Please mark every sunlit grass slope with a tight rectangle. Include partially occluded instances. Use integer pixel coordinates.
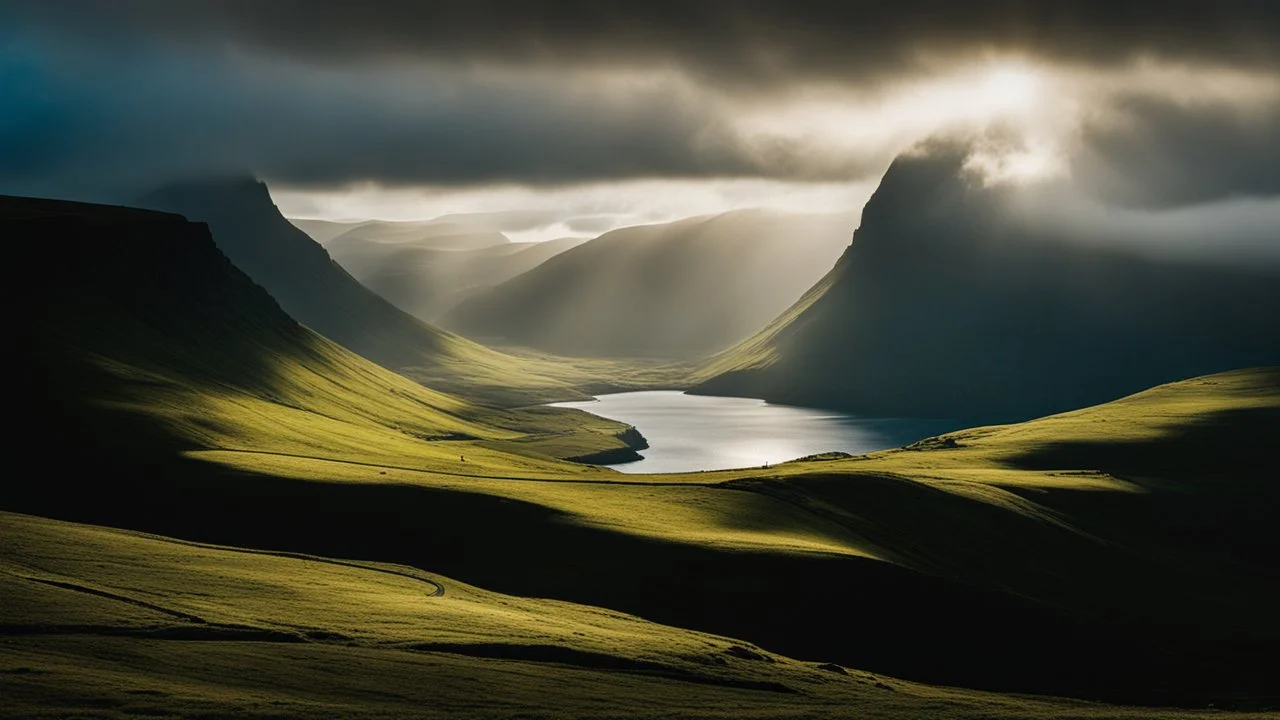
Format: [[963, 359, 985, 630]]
[[5, 511, 1267, 720], [11, 195, 641, 471], [50, 363, 1274, 708]]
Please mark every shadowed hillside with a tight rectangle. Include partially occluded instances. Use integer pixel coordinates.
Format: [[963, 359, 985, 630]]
[[11, 510, 1259, 720], [138, 178, 608, 405], [443, 209, 855, 358], [10, 194, 645, 470], [695, 146, 1280, 420]]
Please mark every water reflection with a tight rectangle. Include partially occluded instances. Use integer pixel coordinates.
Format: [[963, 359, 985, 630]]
[[550, 391, 961, 473]]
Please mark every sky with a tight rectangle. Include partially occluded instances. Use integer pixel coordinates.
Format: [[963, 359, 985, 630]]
[[2, 1, 1278, 243]]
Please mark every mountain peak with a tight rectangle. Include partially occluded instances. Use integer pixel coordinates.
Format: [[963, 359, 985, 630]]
[[140, 176, 276, 219]]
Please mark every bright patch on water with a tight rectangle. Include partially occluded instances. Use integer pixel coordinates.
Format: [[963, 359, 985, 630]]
[[550, 391, 960, 473]]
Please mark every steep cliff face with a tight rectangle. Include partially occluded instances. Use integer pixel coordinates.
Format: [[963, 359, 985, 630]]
[[696, 148, 1280, 420]]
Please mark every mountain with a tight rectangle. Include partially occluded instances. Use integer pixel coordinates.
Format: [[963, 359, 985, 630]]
[[324, 219, 510, 251], [137, 178, 600, 406], [441, 209, 856, 358], [11, 194, 643, 476], [292, 209, 562, 249], [325, 233, 586, 321], [694, 147, 1280, 420]]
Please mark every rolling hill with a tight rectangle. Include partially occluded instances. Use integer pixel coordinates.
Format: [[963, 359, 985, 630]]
[[694, 145, 1280, 421], [139, 178, 619, 406], [8, 194, 1278, 714], [442, 209, 856, 358], [9, 508, 1271, 720]]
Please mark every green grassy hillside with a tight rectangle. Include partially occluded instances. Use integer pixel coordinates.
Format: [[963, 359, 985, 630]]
[[443, 209, 855, 358], [163, 367, 1278, 708], [9, 511, 1260, 720], [8, 195, 1278, 715], [10, 194, 644, 470]]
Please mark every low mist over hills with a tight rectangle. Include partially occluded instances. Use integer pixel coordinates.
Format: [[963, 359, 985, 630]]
[[443, 209, 856, 358], [323, 219, 511, 252], [309, 219, 586, 321], [696, 145, 1280, 420]]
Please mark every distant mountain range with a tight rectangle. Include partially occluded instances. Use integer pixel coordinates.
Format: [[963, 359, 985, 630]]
[[305, 218, 511, 251], [309, 220, 586, 321], [694, 146, 1280, 421], [442, 209, 856, 358]]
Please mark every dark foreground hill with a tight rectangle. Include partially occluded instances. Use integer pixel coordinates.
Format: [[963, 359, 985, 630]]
[[139, 179, 606, 405], [443, 209, 854, 358], [694, 147, 1280, 421]]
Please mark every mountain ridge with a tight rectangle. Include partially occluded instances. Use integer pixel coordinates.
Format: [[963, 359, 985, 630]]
[[694, 145, 1280, 420], [137, 178, 613, 405]]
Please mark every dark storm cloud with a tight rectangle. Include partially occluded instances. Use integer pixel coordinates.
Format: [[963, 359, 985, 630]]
[[8, 1, 1280, 87], [1076, 96, 1280, 207], [1, 1, 1278, 205], [0, 42, 891, 200]]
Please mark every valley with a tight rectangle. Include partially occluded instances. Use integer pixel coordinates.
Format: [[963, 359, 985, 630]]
[[7, 192, 1278, 718]]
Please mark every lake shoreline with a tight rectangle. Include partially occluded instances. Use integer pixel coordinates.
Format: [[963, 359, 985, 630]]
[[550, 391, 960, 474]]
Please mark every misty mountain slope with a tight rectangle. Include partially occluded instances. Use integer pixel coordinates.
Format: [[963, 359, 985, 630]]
[[326, 234, 586, 321], [288, 218, 365, 244], [10, 194, 642, 473], [442, 209, 856, 358], [325, 218, 511, 252], [695, 147, 1280, 420], [137, 178, 601, 406]]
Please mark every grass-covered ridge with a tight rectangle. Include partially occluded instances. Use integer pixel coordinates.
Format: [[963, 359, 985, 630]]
[[9, 511, 1259, 720], [175, 367, 1278, 708]]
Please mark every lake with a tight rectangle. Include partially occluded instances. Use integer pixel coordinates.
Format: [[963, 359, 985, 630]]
[[549, 390, 960, 473]]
